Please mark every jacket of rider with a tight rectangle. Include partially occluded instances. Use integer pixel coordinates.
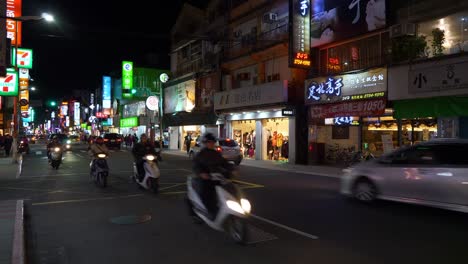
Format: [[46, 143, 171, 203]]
[[192, 148, 231, 177]]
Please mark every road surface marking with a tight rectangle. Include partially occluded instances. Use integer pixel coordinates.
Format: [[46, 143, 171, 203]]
[[75, 154, 83, 158], [35, 151, 42, 155], [158, 183, 186, 191], [251, 214, 319, 240], [161, 191, 187, 195], [232, 179, 264, 188], [31, 194, 144, 206]]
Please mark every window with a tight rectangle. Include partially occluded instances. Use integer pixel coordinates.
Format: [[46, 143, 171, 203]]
[[393, 146, 438, 165], [219, 140, 238, 147], [435, 144, 468, 165], [319, 34, 383, 75]]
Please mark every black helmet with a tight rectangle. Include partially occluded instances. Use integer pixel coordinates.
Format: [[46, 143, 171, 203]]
[[202, 133, 216, 143]]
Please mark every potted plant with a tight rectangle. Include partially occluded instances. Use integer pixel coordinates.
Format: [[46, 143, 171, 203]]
[[431, 28, 445, 56]]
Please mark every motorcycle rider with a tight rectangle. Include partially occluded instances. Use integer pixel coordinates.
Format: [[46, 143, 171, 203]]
[[46, 136, 62, 162], [88, 136, 110, 172], [192, 133, 233, 219], [132, 134, 158, 182]]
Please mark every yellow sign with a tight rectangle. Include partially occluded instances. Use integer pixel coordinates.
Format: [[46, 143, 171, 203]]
[[20, 89, 29, 112]]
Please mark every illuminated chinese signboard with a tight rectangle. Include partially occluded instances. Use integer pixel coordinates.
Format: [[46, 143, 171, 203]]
[[305, 67, 387, 105], [19, 89, 28, 112], [309, 98, 387, 119], [0, 68, 18, 96], [122, 61, 133, 98], [289, 0, 311, 68], [120, 116, 138, 128], [11, 48, 33, 69], [74, 102, 80, 126], [102, 76, 111, 109], [6, 0, 22, 46]]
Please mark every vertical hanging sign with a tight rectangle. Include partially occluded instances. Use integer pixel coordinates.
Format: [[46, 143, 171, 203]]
[[102, 76, 111, 108], [0, 0, 7, 76], [6, 0, 22, 46], [122, 61, 133, 98], [289, 0, 311, 68]]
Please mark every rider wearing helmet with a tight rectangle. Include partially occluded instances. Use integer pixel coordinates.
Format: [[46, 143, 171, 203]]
[[192, 133, 233, 219], [132, 134, 158, 181], [88, 136, 109, 157], [46, 136, 62, 161]]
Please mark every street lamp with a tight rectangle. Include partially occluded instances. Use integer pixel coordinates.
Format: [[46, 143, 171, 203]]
[[6, 13, 54, 138]]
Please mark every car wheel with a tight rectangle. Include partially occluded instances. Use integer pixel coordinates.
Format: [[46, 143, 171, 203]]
[[353, 178, 377, 202]]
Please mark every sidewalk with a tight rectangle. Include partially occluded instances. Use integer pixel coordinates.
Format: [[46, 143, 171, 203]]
[[163, 150, 343, 178], [0, 200, 25, 264], [0, 156, 22, 180]]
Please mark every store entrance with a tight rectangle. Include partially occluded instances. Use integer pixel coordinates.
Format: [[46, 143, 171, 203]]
[[232, 120, 256, 159]]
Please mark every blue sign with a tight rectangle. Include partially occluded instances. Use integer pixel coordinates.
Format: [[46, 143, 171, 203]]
[[307, 77, 343, 102], [300, 0, 309, 16], [334, 116, 359, 126], [103, 76, 111, 109]]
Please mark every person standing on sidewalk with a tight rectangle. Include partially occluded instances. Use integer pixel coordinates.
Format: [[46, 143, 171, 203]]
[[184, 133, 192, 154], [4, 134, 13, 157]]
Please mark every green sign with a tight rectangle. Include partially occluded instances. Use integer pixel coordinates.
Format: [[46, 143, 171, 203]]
[[120, 117, 138, 128], [0, 68, 18, 96], [122, 61, 133, 98], [81, 123, 87, 128], [11, 48, 33, 69]]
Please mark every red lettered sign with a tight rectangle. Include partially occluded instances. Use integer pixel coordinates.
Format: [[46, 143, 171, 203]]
[[309, 98, 386, 119]]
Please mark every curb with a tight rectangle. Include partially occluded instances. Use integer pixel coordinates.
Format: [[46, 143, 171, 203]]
[[11, 200, 25, 264], [163, 151, 342, 179]]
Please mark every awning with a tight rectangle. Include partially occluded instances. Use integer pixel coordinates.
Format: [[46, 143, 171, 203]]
[[163, 111, 217, 127], [393, 97, 468, 119]]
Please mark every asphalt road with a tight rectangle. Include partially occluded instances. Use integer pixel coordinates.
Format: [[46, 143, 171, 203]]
[[0, 142, 467, 264]]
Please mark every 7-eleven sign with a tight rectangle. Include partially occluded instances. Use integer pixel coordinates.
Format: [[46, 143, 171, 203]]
[[11, 48, 33, 69], [0, 68, 18, 96]]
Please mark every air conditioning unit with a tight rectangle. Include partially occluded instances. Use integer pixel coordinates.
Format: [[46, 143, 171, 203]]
[[390, 23, 416, 38], [263, 13, 278, 24]]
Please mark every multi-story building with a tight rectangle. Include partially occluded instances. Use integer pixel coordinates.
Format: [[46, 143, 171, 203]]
[[387, 0, 468, 148], [214, 0, 308, 164], [164, 1, 225, 151]]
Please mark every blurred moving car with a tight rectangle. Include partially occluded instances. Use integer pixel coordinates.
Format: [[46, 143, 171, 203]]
[[103, 133, 122, 149], [341, 138, 468, 213], [189, 138, 243, 165]]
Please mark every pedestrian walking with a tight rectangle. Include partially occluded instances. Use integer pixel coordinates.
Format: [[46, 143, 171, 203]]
[[4, 134, 13, 157], [184, 133, 192, 154]]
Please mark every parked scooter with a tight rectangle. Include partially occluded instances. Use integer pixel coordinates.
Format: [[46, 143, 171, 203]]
[[49, 147, 62, 169], [186, 170, 251, 244], [90, 153, 109, 188], [132, 153, 160, 193]]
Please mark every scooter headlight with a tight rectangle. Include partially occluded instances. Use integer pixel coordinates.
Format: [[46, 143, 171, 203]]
[[97, 154, 107, 158], [145, 155, 155, 161], [20, 141, 24, 144], [226, 200, 245, 215], [66, 144, 71, 149], [240, 199, 251, 214], [66, 140, 71, 144], [54, 147, 60, 152]]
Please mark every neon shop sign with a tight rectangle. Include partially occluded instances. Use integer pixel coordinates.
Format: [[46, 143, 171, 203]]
[[333, 116, 359, 126], [307, 77, 343, 102]]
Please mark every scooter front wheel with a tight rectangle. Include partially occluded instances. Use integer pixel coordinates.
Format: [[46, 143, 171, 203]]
[[228, 216, 247, 245], [98, 172, 107, 188], [148, 178, 159, 193]]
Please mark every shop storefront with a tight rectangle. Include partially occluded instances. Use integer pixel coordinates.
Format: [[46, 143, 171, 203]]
[[389, 54, 468, 142], [163, 77, 218, 151], [306, 67, 390, 164], [215, 81, 294, 162]]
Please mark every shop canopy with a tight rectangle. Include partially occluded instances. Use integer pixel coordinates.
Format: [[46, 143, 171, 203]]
[[394, 97, 468, 119], [163, 111, 217, 128]]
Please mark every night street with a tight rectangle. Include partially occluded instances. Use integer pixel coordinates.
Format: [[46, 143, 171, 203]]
[[0, 142, 465, 264]]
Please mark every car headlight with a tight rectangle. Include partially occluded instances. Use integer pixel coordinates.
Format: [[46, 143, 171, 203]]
[[97, 154, 107, 158], [240, 199, 251, 214], [54, 147, 60, 152], [146, 155, 155, 161], [67, 140, 71, 144], [226, 200, 245, 215]]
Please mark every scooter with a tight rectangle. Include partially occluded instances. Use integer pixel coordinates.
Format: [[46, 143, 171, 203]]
[[17, 140, 29, 154], [90, 153, 109, 188], [49, 147, 62, 169], [132, 153, 160, 193], [186, 171, 251, 244]]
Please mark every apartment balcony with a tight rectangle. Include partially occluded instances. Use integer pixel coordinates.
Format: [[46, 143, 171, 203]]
[[224, 24, 288, 61]]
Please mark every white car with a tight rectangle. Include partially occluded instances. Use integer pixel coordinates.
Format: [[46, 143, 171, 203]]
[[341, 138, 468, 213]]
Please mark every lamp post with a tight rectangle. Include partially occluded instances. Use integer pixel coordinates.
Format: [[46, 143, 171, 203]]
[[5, 13, 54, 138]]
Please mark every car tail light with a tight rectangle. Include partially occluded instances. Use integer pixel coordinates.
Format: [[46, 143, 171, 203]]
[[216, 147, 222, 152], [104, 139, 109, 142], [117, 139, 121, 142]]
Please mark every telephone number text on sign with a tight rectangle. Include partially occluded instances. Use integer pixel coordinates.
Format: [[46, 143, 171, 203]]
[[342, 92, 386, 101], [309, 98, 386, 119]]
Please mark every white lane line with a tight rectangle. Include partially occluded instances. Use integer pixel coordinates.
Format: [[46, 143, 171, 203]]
[[75, 154, 84, 158], [31, 194, 144, 206], [158, 183, 186, 191], [251, 214, 319, 240]]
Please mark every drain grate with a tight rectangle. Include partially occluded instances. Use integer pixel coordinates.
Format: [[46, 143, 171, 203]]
[[246, 224, 278, 244], [109, 215, 152, 225]]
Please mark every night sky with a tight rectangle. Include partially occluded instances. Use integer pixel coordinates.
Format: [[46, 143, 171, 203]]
[[22, 0, 207, 101]]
